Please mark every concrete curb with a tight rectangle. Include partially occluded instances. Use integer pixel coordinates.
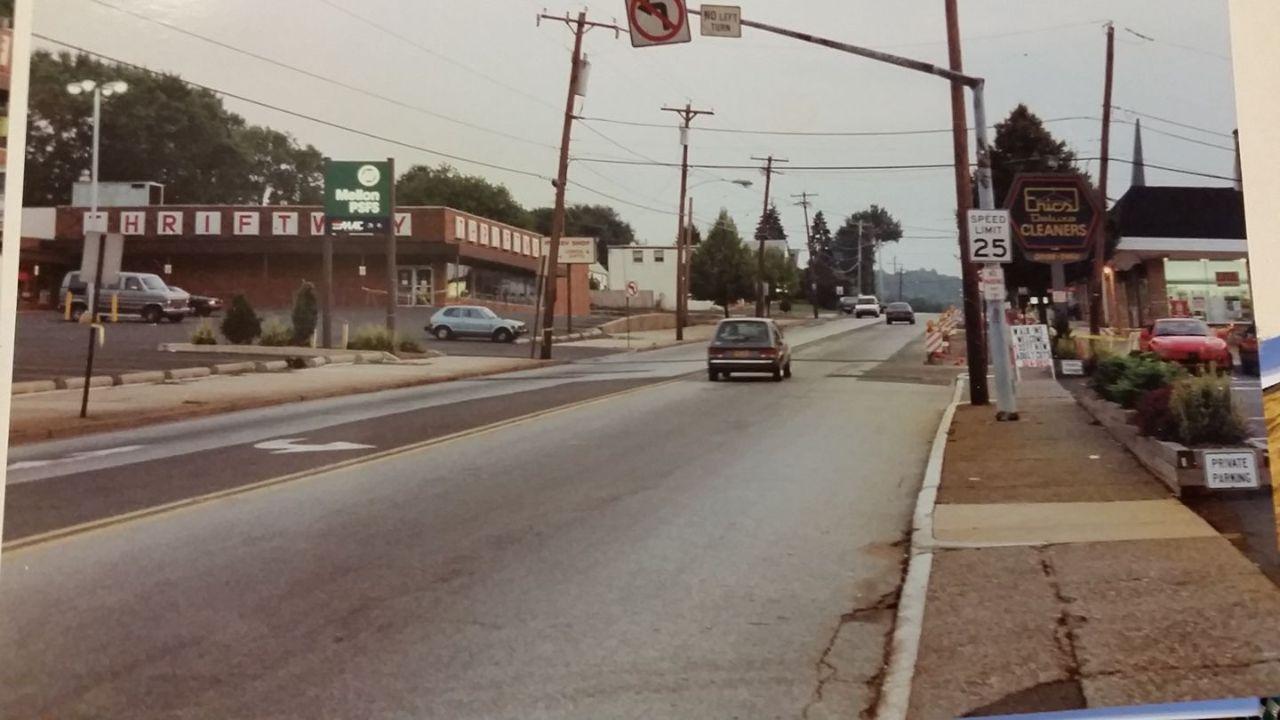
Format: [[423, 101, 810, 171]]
[[12, 380, 59, 395], [9, 358, 564, 446], [875, 374, 966, 720], [117, 371, 168, 386], [57, 376, 114, 390], [211, 362, 256, 375], [166, 367, 212, 381], [254, 360, 289, 372]]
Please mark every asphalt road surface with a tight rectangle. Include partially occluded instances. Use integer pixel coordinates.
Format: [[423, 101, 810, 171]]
[[1, 315, 959, 719]]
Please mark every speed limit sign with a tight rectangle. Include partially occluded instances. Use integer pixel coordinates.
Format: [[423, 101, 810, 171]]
[[967, 209, 1012, 263]]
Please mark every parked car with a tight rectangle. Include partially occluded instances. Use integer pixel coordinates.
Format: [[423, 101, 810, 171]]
[[167, 287, 224, 317], [58, 271, 191, 323], [426, 305, 527, 343], [1140, 317, 1232, 371], [838, 296, 857, 314], [884, 301, 916, 325], [852, 295, 881, 318], [706, 317, 792, 382]]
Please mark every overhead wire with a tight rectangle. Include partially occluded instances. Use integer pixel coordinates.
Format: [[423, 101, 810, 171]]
[[83, 0, 559, 152]]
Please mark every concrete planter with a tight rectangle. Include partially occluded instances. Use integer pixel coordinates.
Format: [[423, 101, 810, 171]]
[[1074, 389, 1271, 495]]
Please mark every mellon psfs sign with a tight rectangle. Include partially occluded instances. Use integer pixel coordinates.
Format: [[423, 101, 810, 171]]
[[1005, 174, 1101, 264], [324, 160, 392, 234]]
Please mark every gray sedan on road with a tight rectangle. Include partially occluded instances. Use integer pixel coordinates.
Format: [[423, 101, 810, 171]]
[[427, 305, 527, 343]]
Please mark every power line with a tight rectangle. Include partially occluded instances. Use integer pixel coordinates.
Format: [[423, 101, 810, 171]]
[[35, 35, 554, 182], [577, 114, 1096, 137], [82, 0, 558, 152], [315, 0, 560, 114], [1111, 105, 1234, 139], [1120, 26, 1231, 62]]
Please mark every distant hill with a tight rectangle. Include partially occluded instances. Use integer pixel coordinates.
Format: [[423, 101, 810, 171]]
[[878, 268, 963, 312]]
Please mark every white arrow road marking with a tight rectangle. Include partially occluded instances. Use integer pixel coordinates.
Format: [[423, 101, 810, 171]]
[[8, 445, 147, 471], [253, 438, 376, 455]]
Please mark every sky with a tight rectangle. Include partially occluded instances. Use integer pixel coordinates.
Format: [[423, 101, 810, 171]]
[[31, 0, 1240, 278]]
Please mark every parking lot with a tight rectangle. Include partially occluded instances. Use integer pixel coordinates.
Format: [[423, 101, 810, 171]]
[[12, 307, 622, 383]]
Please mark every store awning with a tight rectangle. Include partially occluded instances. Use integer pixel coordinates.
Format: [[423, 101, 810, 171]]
[[1111, 235, 1249, 271]]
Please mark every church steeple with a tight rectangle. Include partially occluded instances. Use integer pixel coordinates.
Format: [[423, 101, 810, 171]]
[[1130, 118, 1146, 187]]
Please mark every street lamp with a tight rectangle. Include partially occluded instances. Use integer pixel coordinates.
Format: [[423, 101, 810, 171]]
[[689, 177, 753, 191], [66, 78, 127, 419]]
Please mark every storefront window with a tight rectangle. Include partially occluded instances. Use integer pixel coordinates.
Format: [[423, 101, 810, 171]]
[[447, 263, 536, 304], [1164, 258, 1252, 324]]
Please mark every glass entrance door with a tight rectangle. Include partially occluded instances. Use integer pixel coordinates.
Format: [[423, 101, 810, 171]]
[[397, 267, 433, 307]]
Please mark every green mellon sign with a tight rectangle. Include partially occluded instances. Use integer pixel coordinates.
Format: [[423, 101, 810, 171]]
[[324, 160, 392, 234]]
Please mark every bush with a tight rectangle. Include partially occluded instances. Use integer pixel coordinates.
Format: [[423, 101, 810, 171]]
[[1134, 386, 1177, 438], [220, 294, 261, 345], [291, 281, 319, 346], [259, 318, 294, 347], [190, 321, 217, 345], [1092, 353, 1184, 409], [779, 298, 793, 313], [1054, 337, 1079, 359], [348, 324, 396, 352], [398, 338, 424, 354], [1170, 373, 1247, 446]]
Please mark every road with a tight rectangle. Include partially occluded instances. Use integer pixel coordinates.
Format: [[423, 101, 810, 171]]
[[0, 316, 959, 719]]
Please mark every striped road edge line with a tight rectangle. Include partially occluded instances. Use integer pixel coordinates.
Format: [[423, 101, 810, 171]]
[[1, 377, 685, 554]]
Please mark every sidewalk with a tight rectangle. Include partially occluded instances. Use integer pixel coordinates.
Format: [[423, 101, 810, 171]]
[[901, 379, 1280, 719], [9, 355, 547, 445]]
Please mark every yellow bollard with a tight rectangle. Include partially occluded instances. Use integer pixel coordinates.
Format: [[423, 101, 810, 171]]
[[64, 291, 73, 321], [111, 292, 119, 323], [341, 322, 349, 349]]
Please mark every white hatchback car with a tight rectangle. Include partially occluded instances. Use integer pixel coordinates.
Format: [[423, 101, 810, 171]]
[[852, 295, 881, 318]]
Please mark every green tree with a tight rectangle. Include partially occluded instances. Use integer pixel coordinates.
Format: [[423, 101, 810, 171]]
[[25, 51, 323, 206], [690, 210, 754, 317], [221, 294, 261, 345], [290, 281, 319, 345], [530, 204, 637, 267], [759, 247, 798, 299], [834, 206, 902, 296], [397, 163, 531, 228], [754, 202, 786, 244], [807, 211, 838, 308]]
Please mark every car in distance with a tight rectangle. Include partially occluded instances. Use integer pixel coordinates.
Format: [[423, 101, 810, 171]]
[[707, 317, 792, 382], [168, 286, 224, 317], [852, 295, 881, 318], [1141, 317, 1232, 371], [884, 301, 916, 325], [58, 271, 191, 323], [426, 305, 527, 343], [838, 296, 857, 314]]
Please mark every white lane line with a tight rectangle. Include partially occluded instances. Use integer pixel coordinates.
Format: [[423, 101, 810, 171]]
[[8, 445, 147, 473], [253, 439, 376, 455]]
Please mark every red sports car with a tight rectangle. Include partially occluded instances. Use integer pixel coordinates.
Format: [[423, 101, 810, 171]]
[[1140, 318, 1232, 370]]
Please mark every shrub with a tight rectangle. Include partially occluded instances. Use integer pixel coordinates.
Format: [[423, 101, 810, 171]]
[[1090, 354, 1131, 393], [259, 318, 294, 347], [190, 321, 217, 345], [1052, 313, 1072, 342], [779, 298, 793, 313], [1054, 337, 1079, 359], [220, 294, 261, 345], [1170, 373, 1246, 446], [398, 338, 424, 354], [1093, 353, 1184, 408], [348, 324, 396, 352], [291, 281, 319, 345], [1134, 386, 1177, 438]]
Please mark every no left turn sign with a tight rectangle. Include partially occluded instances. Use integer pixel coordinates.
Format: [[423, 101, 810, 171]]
[[627, 281, 639, 297], [626, 0, 692, 47]]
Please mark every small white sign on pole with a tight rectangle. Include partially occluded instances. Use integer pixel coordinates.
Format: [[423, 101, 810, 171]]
[[699, 4, 741, 37], [980, 265, 1006, 301], [79, 233, 124, 287], [1204, 451, 1260, 490], [966, 209, 1012, 263]]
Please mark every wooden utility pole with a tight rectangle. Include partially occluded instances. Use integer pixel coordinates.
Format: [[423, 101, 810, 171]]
[[536, 11, 621, 359], [793, 192, 818, 318], [664, 103, 714, 340], [1091, 22, 1115, 336], [944, 0, 989, 406], [751, 155, 788, 317]]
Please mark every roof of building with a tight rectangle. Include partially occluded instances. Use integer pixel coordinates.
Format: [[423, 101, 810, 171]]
[[1109, 186, 1245, 239]]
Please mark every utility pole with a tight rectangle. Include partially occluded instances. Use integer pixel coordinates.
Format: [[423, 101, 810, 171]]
[[944, 0, 989, 406], [793, 192, 818, 318], [897, 259, 905, 302], [664, 103, 714, 341], [1090, 22, 1115, 336], [751, 155, 788, 317], [536, 10, 621, 359]]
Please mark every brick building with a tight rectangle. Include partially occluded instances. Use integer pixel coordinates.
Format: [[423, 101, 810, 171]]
[[20, 202, 589, 317]]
